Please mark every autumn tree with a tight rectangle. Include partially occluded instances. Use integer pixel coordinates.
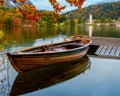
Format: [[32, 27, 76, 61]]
[[3, 16, 12, 27], [0, 0, 85, 22]]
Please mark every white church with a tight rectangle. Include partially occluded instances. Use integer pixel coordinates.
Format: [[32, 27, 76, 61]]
[[87, 13, 93, 24]]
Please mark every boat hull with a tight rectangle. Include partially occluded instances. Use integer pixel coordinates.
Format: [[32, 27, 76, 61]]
[[7, 46, 89, 73], [10, 56, 90, 96]]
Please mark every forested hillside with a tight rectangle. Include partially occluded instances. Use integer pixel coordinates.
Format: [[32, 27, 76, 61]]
[[0, 8, 55, 27], [1, 1, 120, 27], [60, 1, 120, 22]]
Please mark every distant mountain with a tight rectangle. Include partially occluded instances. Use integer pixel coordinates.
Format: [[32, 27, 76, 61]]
[[83, 0, 120, 7], [61, 1, 120, 21], [97, 0, 120, 4]]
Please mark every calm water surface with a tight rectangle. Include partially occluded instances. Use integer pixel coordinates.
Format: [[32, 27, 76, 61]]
[[24, 58, 120, 96], [0, 25, 120, 96], [1, 25, 120, 52]]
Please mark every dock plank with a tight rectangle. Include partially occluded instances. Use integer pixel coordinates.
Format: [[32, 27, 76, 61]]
[[115, 47, 120, 56], [95, 46, 104, 55], [109, 46, 118, 56], [90, 37, 120, 59], [104, 46, 113, 55], [99, 46, 108, 55], [92, 37, 120, 46], [94, 45, 120, 58]]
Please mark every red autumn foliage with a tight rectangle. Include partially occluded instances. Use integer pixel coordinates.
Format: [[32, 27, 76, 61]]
[[0, 0, 85, 21]]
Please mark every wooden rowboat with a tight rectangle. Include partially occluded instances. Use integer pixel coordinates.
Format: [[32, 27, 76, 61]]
[[7, 35, 92, 73]]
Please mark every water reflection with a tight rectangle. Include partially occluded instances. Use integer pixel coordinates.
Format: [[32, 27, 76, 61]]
[[87, 26, 93, 37], [0, 25, 120, 96], [0, 52, 8, 94], [116, 26, 120, 35], [1, 25, 120, 52], [0, 52, 17, 96], [2, 27, 69, 51], [9, 56, 91, 96], [93, 25, 120, 37]]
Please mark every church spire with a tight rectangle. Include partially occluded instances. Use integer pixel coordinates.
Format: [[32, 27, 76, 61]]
[[89, 12, 93, 24]]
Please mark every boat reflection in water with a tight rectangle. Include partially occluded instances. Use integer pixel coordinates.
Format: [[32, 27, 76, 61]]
[[10, 56, 91, 96]]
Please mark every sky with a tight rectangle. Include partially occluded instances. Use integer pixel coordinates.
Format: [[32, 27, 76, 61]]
[[29, 0, 119, 13], [8, 0, 119, 13]]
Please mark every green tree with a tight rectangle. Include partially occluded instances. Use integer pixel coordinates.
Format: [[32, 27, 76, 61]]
[[3, 16, 12, 27], [70, 18, 75, 26]]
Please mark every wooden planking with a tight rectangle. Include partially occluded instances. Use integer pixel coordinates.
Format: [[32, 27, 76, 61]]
[[95, 45, 120, 57], [92, 37, 120, 46], [104, 46, 113, 55], [115, 47, 120, 56], [10, 49, 88, 73], [95, 46, 104, 54], [14, 50, 87, 64], [99, 46, 108, 55], [109, 46, 118, 56]]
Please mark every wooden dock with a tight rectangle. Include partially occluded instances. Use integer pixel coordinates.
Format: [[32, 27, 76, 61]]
[[91, 37, 120, 46], [89, 37, 120, 59]]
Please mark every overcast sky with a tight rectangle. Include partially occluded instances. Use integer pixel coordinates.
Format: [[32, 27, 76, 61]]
[[29, 0, 117, 13]]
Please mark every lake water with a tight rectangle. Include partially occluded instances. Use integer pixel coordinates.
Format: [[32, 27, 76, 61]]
[[1, 25, 120, 52], [0, 25, 120, 96]]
